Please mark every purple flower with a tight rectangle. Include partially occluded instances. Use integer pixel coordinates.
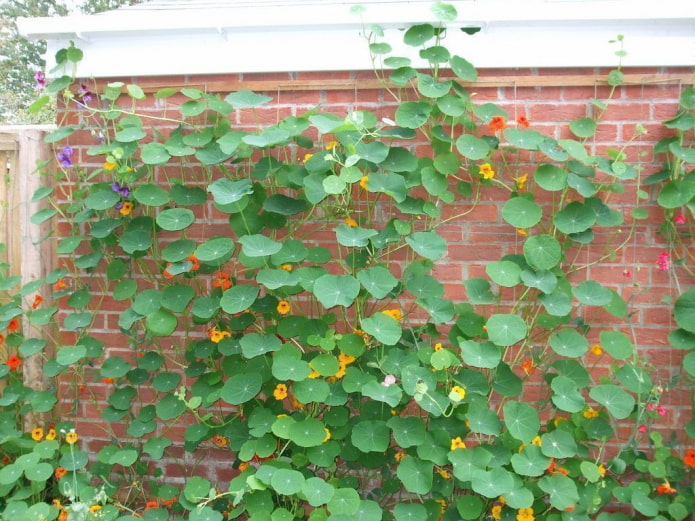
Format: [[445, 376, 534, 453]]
[[115, 201, 124, 210], [35, 71, 46, 89], [56, 146, 74, 168], [111, 182, 131, 198], [77, 84, 93, 104]]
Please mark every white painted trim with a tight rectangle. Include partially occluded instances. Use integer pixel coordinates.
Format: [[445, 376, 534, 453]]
[[17, 0, 695, 77]]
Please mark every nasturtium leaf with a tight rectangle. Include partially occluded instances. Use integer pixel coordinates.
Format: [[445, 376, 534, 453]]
[[570, 117, 597, 138], [153, 372, 181, 393], [524, 234, 562, 270], [221, 373, 262, 405], [360, 313, 402, 346], [335, 224, 377, 247], [63, 311, 92, 331], [393, 502, 427, 521], [486, 260, 522, 287], [502, 197, 542, 229], [238, 234, 282, 257], [263, 194, 307, 216], [302, 477, 335, 507], [504, 128, 545, 150], [450, 55, 477, 81], [85, 188, 120, 211], [133, 184, 170, 207], [56, 345, 87, 366], [397, 456, 433, 494], [132, 289, 162, 316], [367, 172, 407, 202], [288, 418, 327, 447], [503, 401, 540, 443], [511, 445, 550, 477], [406, 231, 447, 260], [362, 380, 403, 407], [589, 385, 635, 419], [486, 314, 527, 346], [351, 420, 390, 452], [573, 280, 613, 306], [162, 239, 196, 263], [395, 101, 432, 129], [155, 394, 186, 420], [417, 73, 451, 97], [195, 237, 235, 263], [356, 266, 398, 298], [674, 288, 695, 333], [140, 143, 171, 165], [240, 333, 282, 358], [471, 468, 515, 498], [463, 277, 496, 304], [466, 403, 501, 436], [416, 297, 454, 323], [220, 285, 258, 314], [257, 269, 300, 290], [156, 208, 195, 231], [28, 390, 58, 413], [455, 134, 490, 160], [534, 164, 568, 191], [460, 340, 501, 369], [549, 328, 588, 357], [293, 378, 330, 404], [146, 309, 177, 337], [120, 229, 152, 254], [553, 201, 596, 234], [520, 269, 557, 294], [207, 178, 253, 206], [101, 356, 131, 378], [540, 430, 577, 459], [387, 416, 427, 448], [616, 363, 652, 395], [313, 274, 360, 309], [456, 496, 484, 521], [25, 462, 53, 482], [631, 491, 659, 517], [538, 474, 579, 511], [225, 90, 273, 108], [328, 488, 361, 516], [538, 289, 572, 316], [404, 23, 434, 46], [551, 375, 585, 412]]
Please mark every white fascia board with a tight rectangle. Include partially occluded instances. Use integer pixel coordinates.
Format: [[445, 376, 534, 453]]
[[18, 1, 695, 77]]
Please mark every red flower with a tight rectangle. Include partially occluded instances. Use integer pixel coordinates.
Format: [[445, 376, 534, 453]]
[[145, 501, 158, 510], [53, 278, 68, 291], [674, 214, 686, 225], [656, 483, 677, 494], [212, 272, 232, 290], [6, 355, 21, 371], [31, 295, 43, 309], [656, 252, 670, 271], [516, 115, 530, 128], [188, 255, 200, 271], [7, 319, 19, 332], [684, 449, 695, 468], [488, 116, 507, 131]]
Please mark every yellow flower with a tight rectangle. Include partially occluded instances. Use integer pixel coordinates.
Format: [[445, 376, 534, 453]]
[[583, 407, 599, 419], [303, 153, 313, 163], [394, 450, 405, 461], [479, 163, 495, 180], [209, 329, 231, 344], [359, 176, 369, 190], [334, 364, 347, 379], [273, 383, 288, 400], [450, 386, 466, 401], [277, 300, 291, 315], [31, 428, 43, 441], [344, 217, 358, 227], [531, 435, 542, 447], [46, 428, 57, 440], [308, 369, 320, 379], [516, 507, 534, 521], [434, 343, 443, 351], [338, 353, 356, 365], [514, 173, 528, 190], [65, 430, 78, 445], [435, 499, 447, 515], [89, 505, 102, 514], [381, 309, 403, 321], [598, 463, 606, 477], [450, 436, 466, 451], [492, 505, 503, 520], [517, 228, 527, 236], [238, 461, 249, 472], [325, 140, 338, 150], [590, 344, 603, 356], [323, 428, 331, 442], [436, 468, 451, 480], [280, 264, 293, 271], [103, 161, 117, 171]]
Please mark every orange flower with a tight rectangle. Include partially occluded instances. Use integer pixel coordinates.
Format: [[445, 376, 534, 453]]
[[58, 511, 68, 521], [65, 431, 78, 445], [6, 355, 21, 371], [277, 300, 290, 315], [209, 329, 231, 344], [683, 449, 695, 468], [583, 407, 600, 419], [238, 461, 250, 472], [517, 229, 527, 236], [103, 377, 115, 384], [279, 264, 293, 271], [517, 115, 530, 128], [90, 505, 102, 514], [145, 501, 159, 510], [273, 383, 288, 400], [590, 344, 603, 356], [119, 201, 133, 216], [31, 428, 44, 441], [521, 358, 535, 375], [212, 434, 227, 448], [488, 116, 507, 131], [162, 265, 174, 279], [656, 483, 677, 494], [54, 467, 67, 479], [188, 255, 200, 271], [31, 295, 43, 309], [0, 334, 4, 344], [7, 319, 19, 332], [344, 217, 358, 227], [53, 278, 68, 291], [212, 272, 232, 290]]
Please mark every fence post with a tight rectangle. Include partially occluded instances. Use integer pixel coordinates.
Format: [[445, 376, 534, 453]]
[[0, 126, 56, 430]]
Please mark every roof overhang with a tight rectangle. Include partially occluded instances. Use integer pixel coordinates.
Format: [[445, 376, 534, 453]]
[[17, 0, 695, 78]]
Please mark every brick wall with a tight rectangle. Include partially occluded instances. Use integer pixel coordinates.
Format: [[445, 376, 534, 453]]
[[55, 66, 694, 482]]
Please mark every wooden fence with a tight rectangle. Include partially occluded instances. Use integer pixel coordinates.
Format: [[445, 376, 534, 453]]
[[0, 126, 55, 428]]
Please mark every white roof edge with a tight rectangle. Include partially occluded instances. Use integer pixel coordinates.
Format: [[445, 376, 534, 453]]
[[17, 1, 695, 77]]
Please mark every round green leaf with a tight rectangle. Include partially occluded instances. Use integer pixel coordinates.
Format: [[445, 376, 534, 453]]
[[351, 420, 390, 453], [302, 477, 335, 507], [207, 178, 254, 205], [156, 208, 195, 231], [238, 234, 282, 257], [221, 373, 262, 405], [471, 468, 515, 498], [360, 313, 402, 346], [534, 164, 568, 191], [599, 330, 633, 359], [328, 488, 361, 516], [85, 188, 120, 211], [155, 394, 186, 420], [674, 289, 695, 333], [397, 456, 433, 494], [195, 237, 235, 263], [263, 194, 308, 216], [393, 503, 427, 521], [573, 280, 613, 306], [538, 474, 579, 511], [240, 333, 282, 358], [570, 117, 597, 138], [551, 375, 585, 412], [455, 134, 490, 160], [520, 269, 557, 294], [56, 345, 87, 366], [589, 385, 635, 419], [313, 274, 360, 309], [502, 197, 542, 229], [335, 224, 378, 247], [220, 285, 259, 314], [540, 430, 577, 458], [486, 260, 522, 287], [549, 328, 588, 357], [271, 468, 305, 496], [395, 101, 432, 129], [486, 314, 527, 346], [133, 184, 170, 206], [146, 309, 177, 337], [288, 418, 327, 447], [406, 231, 447, 260], [460, 340, 501, 369], [511, 445, 550, 477], [357, 266, 398, 299], [523, 234, 562, 270], [24, 462, 53, 481], [553, 201, 596, 234], [503, 401, 540, 443]]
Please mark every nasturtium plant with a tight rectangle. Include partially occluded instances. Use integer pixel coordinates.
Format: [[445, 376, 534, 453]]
[[2, 5, 694, 521]]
